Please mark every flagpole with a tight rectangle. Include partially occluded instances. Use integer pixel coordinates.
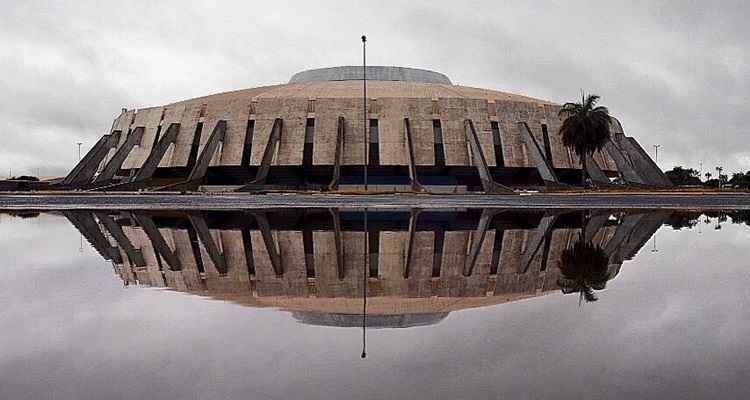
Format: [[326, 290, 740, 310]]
[[361, 35, 368, 360], [362, 35, 368, 191]]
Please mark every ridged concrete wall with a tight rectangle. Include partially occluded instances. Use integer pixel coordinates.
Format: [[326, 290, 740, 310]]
[[96, 210, 665, 305], [77, 74, 669, 187]]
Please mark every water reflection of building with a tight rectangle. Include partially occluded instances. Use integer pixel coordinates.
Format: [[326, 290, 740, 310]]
[[64, 208, 667, 327]]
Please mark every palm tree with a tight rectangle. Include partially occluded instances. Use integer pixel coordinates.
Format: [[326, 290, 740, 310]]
[[557, 235, 610, 304], [558, 93, 612, 186]]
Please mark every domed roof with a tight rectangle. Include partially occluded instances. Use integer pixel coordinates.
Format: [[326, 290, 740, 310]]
[[289, 66, 452, 84]]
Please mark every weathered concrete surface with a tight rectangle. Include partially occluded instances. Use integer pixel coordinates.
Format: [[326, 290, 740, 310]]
[[4, 193, 750, 210], [70, 67, 666, 190], [121, 107, 162, 169]]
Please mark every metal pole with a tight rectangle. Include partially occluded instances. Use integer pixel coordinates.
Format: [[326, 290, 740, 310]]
[[653, 144, 660, 164], [76, 142, 83, 161], [362, 35, 368, 191], [361, 208, 368, 359], [361, 34, 369, 358]]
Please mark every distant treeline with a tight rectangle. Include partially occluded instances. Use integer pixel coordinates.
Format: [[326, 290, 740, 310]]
[[665, 166, 750, 188]]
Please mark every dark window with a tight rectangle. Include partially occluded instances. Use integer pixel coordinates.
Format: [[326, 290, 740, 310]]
[[368, 119, 379, 166], [152, 125, 162, 149], [490, 229, 505, 275], [490, 121, 505, 167], [433, 120, 446, 167], [303, 118, 315, 167], [241, 120, 255, 167], [432, 227, 445, 277], [368, 229, 379, 278], [241, 228, 255, 276], [187, 226, 205, 274], [186, 122, 204, 171], [303, 225, 315, 278], [541, 124, 554, 167]]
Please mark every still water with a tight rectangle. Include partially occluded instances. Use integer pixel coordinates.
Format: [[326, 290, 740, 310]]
[[1, 208, 748, 399]]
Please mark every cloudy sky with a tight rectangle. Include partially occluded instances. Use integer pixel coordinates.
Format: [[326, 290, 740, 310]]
[[2, 212, 750, 398], [1, 0, 748, 177]]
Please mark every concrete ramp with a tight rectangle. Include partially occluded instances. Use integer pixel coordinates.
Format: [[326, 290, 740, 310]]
[[585, 154, 610, 184], [603, 139, 646, 185], [518, 122, 559, 186], [62, 133, 120, 187], [619, 138, 673, 187]]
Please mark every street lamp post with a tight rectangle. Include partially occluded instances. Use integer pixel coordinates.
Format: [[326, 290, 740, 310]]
[[653, 144, 661, 164], [76, 142, 83, 162]]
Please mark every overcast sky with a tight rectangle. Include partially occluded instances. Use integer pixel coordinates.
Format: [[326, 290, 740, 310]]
[[1, 0, 748, 177]]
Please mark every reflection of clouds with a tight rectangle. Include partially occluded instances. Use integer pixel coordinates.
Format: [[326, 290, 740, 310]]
[[1, 212, 750, 399]]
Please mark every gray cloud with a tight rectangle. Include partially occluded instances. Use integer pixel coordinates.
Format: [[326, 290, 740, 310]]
[[1, 0, 747, 177]]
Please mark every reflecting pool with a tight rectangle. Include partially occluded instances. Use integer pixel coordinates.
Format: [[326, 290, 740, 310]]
[[1, 208, 748, 399]]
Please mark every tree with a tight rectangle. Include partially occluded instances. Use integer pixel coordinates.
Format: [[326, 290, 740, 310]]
[[729, 172, 750, 189], [558, 93, 612, 186], [558, 238, 610, 304], [664, 166, 701, 186], [705, 172, 712, 182]]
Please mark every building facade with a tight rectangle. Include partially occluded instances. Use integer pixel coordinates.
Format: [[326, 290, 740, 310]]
[[61, 66, 671, 192], [63, 208, 668, 327]]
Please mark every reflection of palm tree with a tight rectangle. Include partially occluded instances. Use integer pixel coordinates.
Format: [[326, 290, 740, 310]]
[[558, 238, 610, 304]]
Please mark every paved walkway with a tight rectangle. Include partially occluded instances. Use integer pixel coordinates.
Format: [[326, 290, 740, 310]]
[[2, 193, 750, 210]]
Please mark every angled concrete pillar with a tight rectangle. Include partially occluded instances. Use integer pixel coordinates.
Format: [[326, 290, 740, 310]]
[[603, 139, 646, 185], [251, 212, 283, 276], [62, 132, 121, 186], [328, 117, 345, 191], [160, 120, 226, 191], [463, 209, 503, 277], [403, 209, 421, 279], [188, 212, 227, 275], [582, 210, 612, 243], [251, 119, 283, 186], [585, 153, 610, 184], [519, 212, 558, 273], [95, 212, 146, 267], [187, 121, 226, 182], [93, 127, 144, 185], [329, 208, 345, 280], [465, 120, 515, 194], [132, 123, 180, 182], [403, 118, 425, 192], [602, 213, 646, 263], [131, 213, 182, 271], [517, 122, 560, 185], [619, 137, 673, 187], [64, 211, 122, 263]]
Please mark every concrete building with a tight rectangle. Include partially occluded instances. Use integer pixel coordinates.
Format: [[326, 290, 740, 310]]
[[60, 66, 671, 192], [64, 208, 668, 327]]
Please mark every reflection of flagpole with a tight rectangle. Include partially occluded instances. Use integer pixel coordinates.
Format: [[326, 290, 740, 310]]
[[361, 207, 368, 359]]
